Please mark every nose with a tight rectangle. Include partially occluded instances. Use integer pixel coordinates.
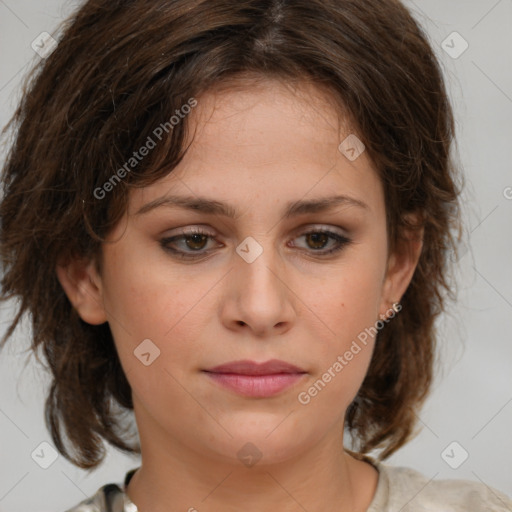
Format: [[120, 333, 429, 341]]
[[220, 240, 297, 337]]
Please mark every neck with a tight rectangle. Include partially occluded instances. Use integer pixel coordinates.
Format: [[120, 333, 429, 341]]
[[125, 428, 378, 512]]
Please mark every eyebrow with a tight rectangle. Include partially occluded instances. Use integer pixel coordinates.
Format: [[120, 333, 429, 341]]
[[135, 194, 369, 218]]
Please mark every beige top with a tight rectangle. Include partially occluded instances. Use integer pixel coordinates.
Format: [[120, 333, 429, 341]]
[[64, 461, 512, 511]]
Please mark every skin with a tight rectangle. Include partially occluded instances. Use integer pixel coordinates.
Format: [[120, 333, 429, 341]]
[[57, 78, 422, 512]]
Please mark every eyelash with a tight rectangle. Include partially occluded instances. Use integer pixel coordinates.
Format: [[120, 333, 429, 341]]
[[159, 227, 352, 260]]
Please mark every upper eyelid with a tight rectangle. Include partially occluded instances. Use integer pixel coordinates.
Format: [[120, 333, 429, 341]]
[[159, 227, 352, 261], [161, 226, 348, 247], [165, 224, 347, 236]]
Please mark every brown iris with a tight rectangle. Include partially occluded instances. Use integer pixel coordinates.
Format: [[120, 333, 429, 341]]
[[305, 232, 329, 250], [185, 234, 209, 251]]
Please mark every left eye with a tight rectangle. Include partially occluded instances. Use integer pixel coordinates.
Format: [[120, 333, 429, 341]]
[[160, 228, 351, 260], [291, 230, 350, 253]]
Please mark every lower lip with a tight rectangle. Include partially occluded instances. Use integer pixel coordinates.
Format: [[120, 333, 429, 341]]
[[204, 372, 306, 397]]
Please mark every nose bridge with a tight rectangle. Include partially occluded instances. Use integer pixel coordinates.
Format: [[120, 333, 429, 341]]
[[236, 234, 282, 298], [229, 234, 294, 333]]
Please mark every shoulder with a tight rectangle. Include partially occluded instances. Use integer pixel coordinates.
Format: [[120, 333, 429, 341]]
[[378, 462, 512, 511], [63, 483, 125, 512]]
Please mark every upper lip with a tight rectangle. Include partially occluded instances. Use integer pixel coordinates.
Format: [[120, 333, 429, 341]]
[[204, 359, 306, 375]]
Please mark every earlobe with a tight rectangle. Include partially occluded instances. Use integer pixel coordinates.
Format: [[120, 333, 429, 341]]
[[55, 256, 108, 325]]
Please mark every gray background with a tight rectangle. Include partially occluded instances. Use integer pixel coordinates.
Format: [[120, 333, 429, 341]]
[[0, 0, 511, 510]]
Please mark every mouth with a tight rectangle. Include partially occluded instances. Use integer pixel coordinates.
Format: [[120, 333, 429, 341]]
[[204, 359, 307, 375], [202, 359, 308, 398]]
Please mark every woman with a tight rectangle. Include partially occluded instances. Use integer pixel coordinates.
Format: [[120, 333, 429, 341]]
[[1, 0, 510, 510]]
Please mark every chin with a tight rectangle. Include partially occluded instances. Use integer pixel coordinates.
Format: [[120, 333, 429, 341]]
[[200, 418, 320, 467]]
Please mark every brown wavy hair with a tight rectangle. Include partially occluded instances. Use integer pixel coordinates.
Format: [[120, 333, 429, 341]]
[[0, 0, 462, 470]]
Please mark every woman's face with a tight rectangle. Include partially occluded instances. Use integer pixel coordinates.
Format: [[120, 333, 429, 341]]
[[71, 79, 419, 467]]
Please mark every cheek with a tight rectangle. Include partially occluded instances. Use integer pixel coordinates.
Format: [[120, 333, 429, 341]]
[[309, 254, 386, 341], [298, 255, 385, 400], [296, 281, 379, 420], [101, 239, 196, 331], [99, 244, 209, 382]]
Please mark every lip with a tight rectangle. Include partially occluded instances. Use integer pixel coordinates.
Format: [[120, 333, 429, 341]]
[[205, 359, 306, 375], [202, 359, 307, 398]]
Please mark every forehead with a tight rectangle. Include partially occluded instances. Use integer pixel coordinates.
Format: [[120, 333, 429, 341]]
[[190, 77, 349, 148], [128, 78, 384, 219]]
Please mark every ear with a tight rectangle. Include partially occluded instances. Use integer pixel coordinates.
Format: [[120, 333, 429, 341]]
[[378, 213, 424, 319], [55, 255, 108, 325]]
